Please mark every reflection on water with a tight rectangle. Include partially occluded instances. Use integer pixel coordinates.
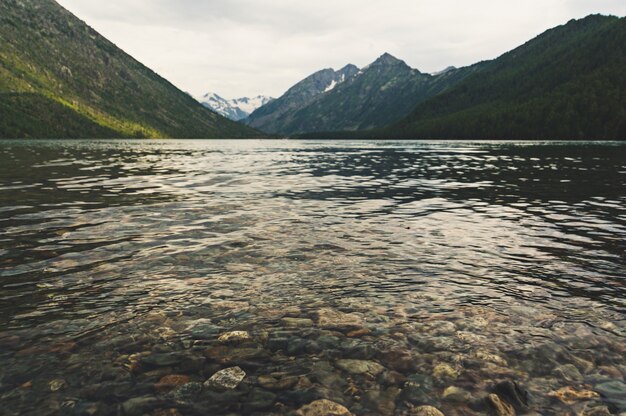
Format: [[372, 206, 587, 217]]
[[0, 140, 625, 415]]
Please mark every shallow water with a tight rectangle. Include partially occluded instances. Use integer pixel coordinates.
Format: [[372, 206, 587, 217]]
[[0, 140, 625, 416]]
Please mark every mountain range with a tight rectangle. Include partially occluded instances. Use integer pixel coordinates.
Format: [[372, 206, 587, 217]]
[[0, 1, 623, 141], [245, 56, 485, 135], [0, 0, 261, 139], [196, 93, 274, 121], [248, 15, 624, 141]]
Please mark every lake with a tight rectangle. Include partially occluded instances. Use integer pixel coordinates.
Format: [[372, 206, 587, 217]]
[[0, 140, 625, 415]]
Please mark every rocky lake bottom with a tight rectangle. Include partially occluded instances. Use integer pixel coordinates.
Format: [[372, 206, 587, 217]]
[[0, 140, 624, 416]]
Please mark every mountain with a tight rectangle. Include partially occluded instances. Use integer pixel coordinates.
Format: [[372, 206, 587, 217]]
[[431, 66, 457, 76], [197, 93, 274, 121], [0, 0, 261, 139], [245, 64, 359, 133], [384, 15, 626, 140], [245, 53, 483, 135]]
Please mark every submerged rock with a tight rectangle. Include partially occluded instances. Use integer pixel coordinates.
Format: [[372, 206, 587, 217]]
[[311, 362, 345, 390], [598, 366, 623, 379], [317, 308, 363, 330], [429, 321, 457, 336], [492, 381, 529, 411], [347, 328, 371, 338], [204, 346, 268, 365], [432, 363, 459, 380], [380, 370, 407, 386], [205, 366, 246, 391], [155, 375, 190, 393], [317, 335, 342, 350], [211, 289, 235, 298], [211, 300, 250, 310], [296, 399, 352, 416], [442, 386, 472, 402], [547, 386, 599, 405], [486, 394, 515, 416], [186, 319, 223, 340], [166, 382, 203, 403], [267, 333, 291, 351], [152, 409, 182, 416], [218, 331, 251, 344], [582, 405, 613, 416], [401, 374, 435, 405], [335, 359, 385, 376], [339, 338, 375, 359], [380, 347, 417, 372], [554, 364, 583, 382], [281, 317, 314, 328], [287, 337, 310, 355], [243, 387, 277, 411], [594, 381, 626, 410], [474, 350, 508, 367], [364, 387, 401, 415], [141, 353, 183, 367], [121, 396, 162, 415], [258, 374, 299, 391], [572, 356, 595, 374], [49, 379, 66, 392], [411, 406, 445, 416]]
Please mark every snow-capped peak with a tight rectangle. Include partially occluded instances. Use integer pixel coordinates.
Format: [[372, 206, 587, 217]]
[[196, 93, 274, 121], [231, 96, 273, 115]]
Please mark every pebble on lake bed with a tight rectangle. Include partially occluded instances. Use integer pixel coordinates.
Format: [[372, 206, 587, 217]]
[[347, 328, 371, 337], [442, 386, 472, 402], [473, 350, 508, 366], [155, 375, 191, 393], [204, 346, 268, 364], [317, 308, 364, 330], [335, 359, 385, 376], [122, 396, 162, 415], [432, 363, 459, 380], [487, 394, 516, 416], [258, 374, 299, 390], [296, 399, 352, 416], [548, 386, 599, 404], [217, 331, 251, 344], [204, 366, 246, 391], [411, 406, 446, 416], [48, 379, 66, 392], [281, 317, 314, 328], [153, 409, 183, 416]]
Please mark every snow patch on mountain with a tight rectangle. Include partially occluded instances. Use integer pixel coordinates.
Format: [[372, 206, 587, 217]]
[[431, 66, 457, 76], [197, 92, 274, 121], [324, 80, 338, 92]]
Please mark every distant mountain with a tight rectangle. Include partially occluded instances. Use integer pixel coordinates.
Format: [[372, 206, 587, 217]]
[[245, 64, 359, 133], [383, 15, 626, 140], [430, 66, 457, 76], [245, 53, 483, 135], [197, 93, 274, 121], [0, 0, 261, 139]]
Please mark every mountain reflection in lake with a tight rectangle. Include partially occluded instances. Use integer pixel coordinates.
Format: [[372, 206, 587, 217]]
[[0, 140, 624, 415]]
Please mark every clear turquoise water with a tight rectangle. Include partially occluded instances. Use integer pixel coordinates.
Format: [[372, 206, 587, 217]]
[[0, 140, 624, 415]]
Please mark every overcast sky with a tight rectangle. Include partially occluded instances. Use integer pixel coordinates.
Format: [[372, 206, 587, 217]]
[[56, 0, 625, 99]]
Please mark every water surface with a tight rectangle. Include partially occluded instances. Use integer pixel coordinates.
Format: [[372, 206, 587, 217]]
[[1, 140, 625, 415]]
